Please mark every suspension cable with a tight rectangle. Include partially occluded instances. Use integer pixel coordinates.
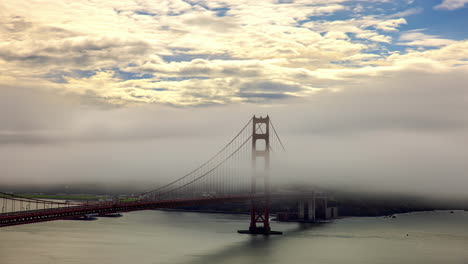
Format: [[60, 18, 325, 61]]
[[156, 134, 253, 197], [139, 117, 253, 197], [155, 121, 266, 198], [269, 120, 286, 152], [0, 191, 72, 205]]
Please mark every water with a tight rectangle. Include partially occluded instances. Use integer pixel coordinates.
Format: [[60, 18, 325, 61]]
[[1, 210, 468, 264]]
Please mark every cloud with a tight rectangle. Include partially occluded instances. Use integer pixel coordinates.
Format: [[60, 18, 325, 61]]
[[434, 0, 468, 10], [2, 70, 468, 198], [398, 30, 458, 47], [1, 0, 468, 202], [0, 0, 442, 107], [0, 0, 466, 110], [387, 7, 423, 18], [303, 16, 407, 44]]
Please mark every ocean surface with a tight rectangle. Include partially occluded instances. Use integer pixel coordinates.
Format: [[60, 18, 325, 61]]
[[1, 210, 468, 264]]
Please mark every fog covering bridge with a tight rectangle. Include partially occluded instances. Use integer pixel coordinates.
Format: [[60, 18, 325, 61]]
[[0, 116, 287, 234]]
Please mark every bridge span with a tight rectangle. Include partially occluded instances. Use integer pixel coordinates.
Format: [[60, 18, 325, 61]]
[[0, 116, 325, 234], [0, 196, 255, 228]]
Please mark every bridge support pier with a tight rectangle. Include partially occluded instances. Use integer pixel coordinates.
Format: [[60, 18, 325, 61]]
[[238, 115, 282, 235], [298, 198, 316, 222], [298, 200, 305, 220], [307, 195, 316, 222]]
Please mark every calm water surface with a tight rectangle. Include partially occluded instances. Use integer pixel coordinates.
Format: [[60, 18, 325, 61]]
[[1, 210, 468, 264]]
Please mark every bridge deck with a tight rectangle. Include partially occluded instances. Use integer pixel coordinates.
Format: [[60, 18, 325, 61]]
[[0, 196, 253, 228]]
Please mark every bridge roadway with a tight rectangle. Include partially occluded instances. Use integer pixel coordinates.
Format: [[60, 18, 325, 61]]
[[0, 195, 255, 228], [0, 193, 325, 228]]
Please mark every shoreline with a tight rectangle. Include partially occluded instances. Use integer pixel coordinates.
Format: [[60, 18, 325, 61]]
[[154, 208, 466, 219], [156, 208, 250, 215]]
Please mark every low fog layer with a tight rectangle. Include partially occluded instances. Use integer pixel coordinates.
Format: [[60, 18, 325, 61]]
[[1, 70, 467, 199]]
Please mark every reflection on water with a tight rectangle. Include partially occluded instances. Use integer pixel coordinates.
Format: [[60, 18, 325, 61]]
[[1, 210, 468, 264]]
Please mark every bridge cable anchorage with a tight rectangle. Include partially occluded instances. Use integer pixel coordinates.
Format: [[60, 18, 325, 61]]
[[138, 117, 254, 198], [269, 120, 286, 152]]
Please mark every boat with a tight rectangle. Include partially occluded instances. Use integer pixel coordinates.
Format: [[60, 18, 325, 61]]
[[97, 213, 123, 217], [65, 214, 98, 221]]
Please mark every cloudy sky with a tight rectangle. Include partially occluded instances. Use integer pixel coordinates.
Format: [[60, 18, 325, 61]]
[[1, 0, 467, 197]]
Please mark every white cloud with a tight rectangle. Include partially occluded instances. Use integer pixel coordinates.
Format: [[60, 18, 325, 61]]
[[0, 0, 466, 107], [399, 30, 458, 46], [387, 7, 423, 18], [434, 0, 468, 10], [303, 16, 407, 44]]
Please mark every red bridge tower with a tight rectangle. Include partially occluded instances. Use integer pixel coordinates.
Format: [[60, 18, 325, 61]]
[[238, 115, 282, 235]]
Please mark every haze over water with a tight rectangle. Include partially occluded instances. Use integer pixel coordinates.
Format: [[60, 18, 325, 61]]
[[1, 210, 467, 264]]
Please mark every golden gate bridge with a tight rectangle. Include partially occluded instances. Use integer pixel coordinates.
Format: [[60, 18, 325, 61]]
[[0, 115, 301, 234]]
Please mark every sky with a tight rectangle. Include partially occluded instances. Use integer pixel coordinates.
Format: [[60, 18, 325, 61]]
[[1, 0, 467, 198]]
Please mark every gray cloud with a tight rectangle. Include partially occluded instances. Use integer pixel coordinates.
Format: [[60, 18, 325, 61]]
[[0, 38, 152, 68], [1, 70, 467, 199], [237, 92, 294, 100], [239, 81, 304, 93]]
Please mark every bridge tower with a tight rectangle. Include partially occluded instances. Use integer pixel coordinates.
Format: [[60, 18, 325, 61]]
[[239, 115, 282, 235]]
